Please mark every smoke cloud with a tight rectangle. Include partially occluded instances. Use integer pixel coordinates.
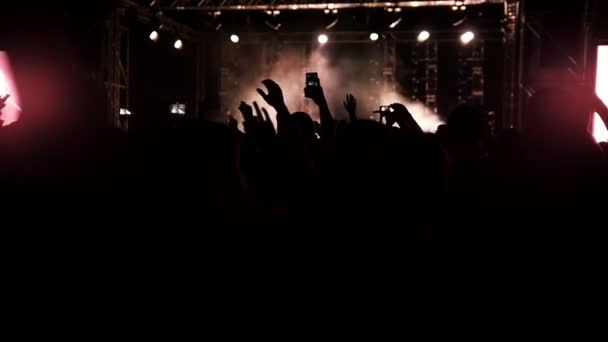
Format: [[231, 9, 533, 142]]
[[229, 45, 443, 132]]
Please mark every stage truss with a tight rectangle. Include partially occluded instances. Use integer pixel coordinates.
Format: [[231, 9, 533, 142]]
[[149, 0, 504, 11], [112, 0, 522, 128]]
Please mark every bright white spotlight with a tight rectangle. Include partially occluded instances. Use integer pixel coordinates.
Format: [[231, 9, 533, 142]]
[[417, 30, 430, 42], [119, 108, 132, 116], [174, 39, 183, 50], [318, 34, 328, 45], [230, 34, 240, 43], [460, 31, 475, 44], [149, 30, 159, 42], [369, 32, 379, 41]]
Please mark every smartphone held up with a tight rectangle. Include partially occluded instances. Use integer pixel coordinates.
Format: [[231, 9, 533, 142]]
[[304, 72, 321, 100]]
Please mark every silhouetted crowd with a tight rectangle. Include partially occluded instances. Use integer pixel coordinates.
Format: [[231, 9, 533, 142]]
[[1, 72, 607, 253]]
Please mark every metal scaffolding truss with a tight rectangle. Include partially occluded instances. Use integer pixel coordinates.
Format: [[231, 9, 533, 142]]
[[148, 0, 504, 11]]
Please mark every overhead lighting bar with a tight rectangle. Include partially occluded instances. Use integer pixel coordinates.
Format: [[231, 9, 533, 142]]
[[158, 1, 505, 11]]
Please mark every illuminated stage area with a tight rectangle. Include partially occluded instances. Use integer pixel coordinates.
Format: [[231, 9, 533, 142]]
[[0, 1, 607, 242], [118, 1, 505, 132]]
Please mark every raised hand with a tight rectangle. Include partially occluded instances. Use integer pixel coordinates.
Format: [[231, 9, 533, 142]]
[[257, 79, 286, 111], [227, 114, 238, 130], [304, 85, 327, 106], [239, 101, 254, 122], [253, 101, 275, 134], [388, 103, 423, 133], [261, 108, 272, 124], [343, 93, 357, 122]]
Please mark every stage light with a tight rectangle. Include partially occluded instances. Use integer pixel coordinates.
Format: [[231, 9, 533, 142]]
[[149, 30, 159, 42], [395, 8, 402, 13], [230, 34, 240, 43], [119, 108, 132, 116], [388, 17, 402, 29], [370, 32, 379, 41], [266, 10, 272, 15], [273, 10, 280, 15], [328, 3, 335, 9], [460, 5, 467, 10], [170, 103, 186, 115], [460, 31, 475, 44], [174, 39, 183, 50], [0, 52, 22, 126], [593, 45, 608, 142], [325, 16, 339, 29], [324, 9, 330, 14], [417, 30, 430, 42], [318, 34, 329, 45], [332, 9, 338, 14], [387, 8, 394, 12], [452, 6, 459, 11]]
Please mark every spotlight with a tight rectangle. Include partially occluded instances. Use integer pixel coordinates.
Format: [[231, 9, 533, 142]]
[[230, 34, 240, 43], [417, 30, 430, 42], [452, 6, 459, 11], [266, 10, 272, 15], [370, 32, 379, 41], [324, 9, 330, 14], [332, 9, 338, 14], [460, 31, 475, 44], [273, 10, 280, 15], [387, 8, 394, 12], [395, 8, 402, 13], [388, 17, 402, 29], [119, 108, 132, 116], [265, 19, 281, 31], [460, 5, 467, 10], [325, 16, 339, 29], [318, 34, 329, 45], [328, 3, 335, 10], [174, 39, 183, 50], [149, 30, 159, 42]]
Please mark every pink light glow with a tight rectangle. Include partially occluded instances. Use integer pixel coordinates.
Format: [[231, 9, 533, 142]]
[[0, 51, 22, 126], [593, 46, 608, 143]]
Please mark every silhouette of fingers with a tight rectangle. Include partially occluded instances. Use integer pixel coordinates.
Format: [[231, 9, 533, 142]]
[[262, 108, 272, 126], [253, 101, 263, 119], [227, 115, 238, 129], [257, 88, 269, 102], [239, 101, 254, 122]]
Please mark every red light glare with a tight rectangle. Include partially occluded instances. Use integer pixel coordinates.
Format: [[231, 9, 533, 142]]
[[593, 45, 608, 143], [0, 52, 22, 126]]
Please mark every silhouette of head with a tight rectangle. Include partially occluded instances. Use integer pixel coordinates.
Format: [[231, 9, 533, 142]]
[[447, 104, 483, 145]]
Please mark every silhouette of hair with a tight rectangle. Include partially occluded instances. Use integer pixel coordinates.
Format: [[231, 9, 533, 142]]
[[447, 104, 483, 145]]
